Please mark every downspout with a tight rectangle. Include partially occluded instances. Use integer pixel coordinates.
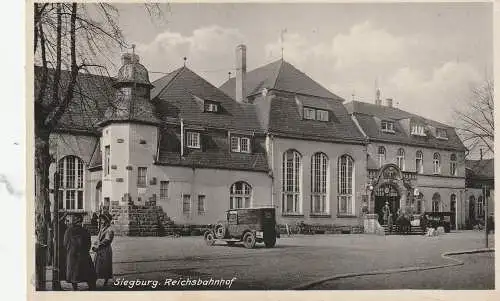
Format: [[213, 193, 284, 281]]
[[180, 118, 184, 157]]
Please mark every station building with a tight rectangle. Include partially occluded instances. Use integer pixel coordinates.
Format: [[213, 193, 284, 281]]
[[36, 44, 477, 234]]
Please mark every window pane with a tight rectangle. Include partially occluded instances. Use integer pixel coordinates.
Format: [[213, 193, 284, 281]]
[[230, 136, 239, 152], [304, 108, 316, 120], [198, 195, 205, 213], [77, 191, 83, 209], [160, 181, 169, 199], [137, 167, 147, 186], [240, 138, 250, 153], [183, 194, 191, 214]]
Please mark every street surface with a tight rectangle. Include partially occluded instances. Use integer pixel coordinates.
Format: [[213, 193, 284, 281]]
[[51, 231, 494, 290]]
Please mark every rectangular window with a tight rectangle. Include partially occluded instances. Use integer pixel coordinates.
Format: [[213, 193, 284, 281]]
[[186, 131, 200, 149], [230, 136, 251, 153], [204, 102, 218, 112], [304, 107, 316, 120], [137, 167, 147, 187], [160, 181, 169, 200], [411, 124, 426, 136], [183, 194, 191, 215], [436, 128, 448, 139], [104, 145, 110, 176], [230, 136, 239, 152], [381, 120, 394, 132], [316, 109, 329, 122], [198, 195, 206, 214]]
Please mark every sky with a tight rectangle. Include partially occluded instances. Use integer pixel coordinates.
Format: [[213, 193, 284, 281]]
[[109, 2, 493, 127]]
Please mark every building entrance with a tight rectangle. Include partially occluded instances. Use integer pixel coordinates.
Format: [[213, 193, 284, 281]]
[[374, 184, 400, 225]]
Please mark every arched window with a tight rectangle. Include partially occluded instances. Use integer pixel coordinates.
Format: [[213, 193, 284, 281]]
[[450, 154, 457, 176], [433, 153, 441, 174], [378, 146, 386, 168], [432, 192, 441, 212], [338, 155, 354, 215], [230, 181, 252, 209], [311, 152, 329, 214], [416, 151, 423, 174], [282, 150, 302, 213], [396, 148, 405, 171], [57, 156, 85, 211], [416, 192, 425, 214], [477, 196, 484, 218]]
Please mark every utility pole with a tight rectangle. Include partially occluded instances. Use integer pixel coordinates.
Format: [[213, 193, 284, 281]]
[[484, 184, 488, 248]]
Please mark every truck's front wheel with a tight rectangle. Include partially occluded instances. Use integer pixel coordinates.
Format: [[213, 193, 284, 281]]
[[243, 232, 256, 249]]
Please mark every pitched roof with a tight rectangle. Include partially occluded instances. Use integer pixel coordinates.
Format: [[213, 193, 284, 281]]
[[345, 101, 466, 151], [152, 67, 269, 172], [35, 66, 114, 133], [157, 127, 269, 172], [265, 94, 365, 143], [466, 159, 494, 179], [152, 66, 263, 132], [219, 59, 342, 100]]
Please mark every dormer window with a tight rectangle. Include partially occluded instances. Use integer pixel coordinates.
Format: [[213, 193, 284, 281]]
[[204, 102, 219, 113], [436, 128, 448, 140], [230, 135, 251, 153], [303, 107, 329, 122], [186, 131, 201, 149], [381, 120, 395, 133], [411, 123, 426, 136]]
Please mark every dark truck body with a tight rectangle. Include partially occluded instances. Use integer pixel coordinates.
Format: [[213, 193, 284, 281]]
[[204, 207, 277, 248]]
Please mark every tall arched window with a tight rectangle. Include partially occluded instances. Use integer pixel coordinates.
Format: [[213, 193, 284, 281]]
[[230, 181, 252, 209], [378, 146, 386, 168], [416, 192, 425, 214], [416, 150, 423, 174], [282, 150, 302, 213], [311, 152, 329, 214], [396, 148, 405, 171], [433, 153, 441, 174], [450, 154, 457, 176], [338, 155, 354, 215], [432, 192, 441, 212], [57, 156, 85, 210]]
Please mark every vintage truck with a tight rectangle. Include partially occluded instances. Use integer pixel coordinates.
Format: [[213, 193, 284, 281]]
[[204, 207, 278, 249]]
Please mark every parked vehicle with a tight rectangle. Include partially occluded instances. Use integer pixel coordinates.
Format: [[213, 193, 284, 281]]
[[204, 207, 278, 248], [422, 212, 452, 233]]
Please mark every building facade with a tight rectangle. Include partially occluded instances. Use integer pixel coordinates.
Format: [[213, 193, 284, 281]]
[[465, 158, 494, 228], [36, 44, 475, 234], [345, 96, 468, 229]]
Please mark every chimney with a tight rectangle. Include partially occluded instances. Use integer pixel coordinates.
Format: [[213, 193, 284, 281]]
[[235, 44, 247, 103], [385, 98, 393, 108], [375, 88, 381, 105]]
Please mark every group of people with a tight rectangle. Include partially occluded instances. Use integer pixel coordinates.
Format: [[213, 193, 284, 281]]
[[58, 211, 115, 290]]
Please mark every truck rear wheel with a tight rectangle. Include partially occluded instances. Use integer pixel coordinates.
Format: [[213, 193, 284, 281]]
[[243, 232, 256, 249]]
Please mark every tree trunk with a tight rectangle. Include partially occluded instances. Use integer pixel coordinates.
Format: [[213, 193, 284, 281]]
[[35, 128, 52, 291]]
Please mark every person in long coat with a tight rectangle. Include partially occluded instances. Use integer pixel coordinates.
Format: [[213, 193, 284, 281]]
[[93, 213, 114, 287], [64, 214, 96, 290], [382, 202, 391, 225]]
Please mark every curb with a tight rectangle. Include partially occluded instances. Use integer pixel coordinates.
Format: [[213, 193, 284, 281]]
[[291, 248, 494, 290]]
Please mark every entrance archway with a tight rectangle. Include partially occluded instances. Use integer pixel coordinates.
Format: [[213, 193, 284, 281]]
[[374, 183, 400, 225]]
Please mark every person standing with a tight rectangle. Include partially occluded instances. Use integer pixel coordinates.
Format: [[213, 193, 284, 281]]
[[93, 213, 114, 287], [63, 214, 96, 290], [382, 202, 391, 225]]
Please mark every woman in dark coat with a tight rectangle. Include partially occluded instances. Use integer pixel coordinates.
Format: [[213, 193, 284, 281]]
[[93, 213, 114, 287], [64, 214, 96, 290]]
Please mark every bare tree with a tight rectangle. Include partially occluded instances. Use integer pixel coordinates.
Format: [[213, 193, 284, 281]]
[[455, 79, 494, 158], [33, 2, 166, 290]]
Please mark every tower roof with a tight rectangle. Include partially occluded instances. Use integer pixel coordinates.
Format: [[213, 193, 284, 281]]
[[114, 53, 153, 87]]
